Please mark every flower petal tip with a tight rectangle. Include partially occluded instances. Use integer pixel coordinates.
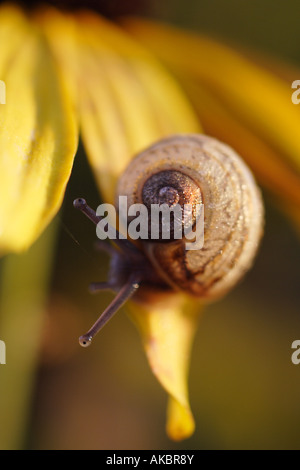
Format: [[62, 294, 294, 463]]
[[166, 398, 195, 441]]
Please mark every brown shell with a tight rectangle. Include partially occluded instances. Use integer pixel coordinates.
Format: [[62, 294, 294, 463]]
[[116, 134, 264, 301]]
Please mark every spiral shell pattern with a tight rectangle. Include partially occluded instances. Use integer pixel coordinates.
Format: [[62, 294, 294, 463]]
[[117, 134, 263, 300]]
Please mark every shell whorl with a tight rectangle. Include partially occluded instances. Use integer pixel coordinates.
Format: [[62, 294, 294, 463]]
[[141, 169, 202, 240], [116, 134, 263, 301]]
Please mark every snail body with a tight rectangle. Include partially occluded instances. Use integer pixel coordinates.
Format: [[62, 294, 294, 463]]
[[74, 134, 263, 346]]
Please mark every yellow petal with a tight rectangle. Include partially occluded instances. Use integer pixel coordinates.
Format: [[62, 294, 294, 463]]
[[0, 5, 78, 254], [166, 397, 195, 441], [176, 78, 300, 209], [40, 9, 201, 202], [123, 18, 300, 178], [67, 13, 203, 438], [38, 8, 202, 439], [129, 294, 201, 440]]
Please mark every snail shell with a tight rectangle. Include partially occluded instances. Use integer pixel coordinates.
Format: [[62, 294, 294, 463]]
[[116, 134, 264, 301]]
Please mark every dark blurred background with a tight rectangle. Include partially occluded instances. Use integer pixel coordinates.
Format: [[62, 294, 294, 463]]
[[24, 0, 300, 450]]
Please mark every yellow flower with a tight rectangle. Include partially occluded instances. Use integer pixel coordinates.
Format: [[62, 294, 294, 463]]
[[0, 1, 300, 445]]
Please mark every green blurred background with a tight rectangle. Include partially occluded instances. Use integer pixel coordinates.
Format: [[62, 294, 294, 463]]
[[1, 0, 300, 450]]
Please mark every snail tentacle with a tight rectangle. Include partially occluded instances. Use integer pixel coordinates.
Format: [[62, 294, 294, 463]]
[[79, 273, 141, 347]]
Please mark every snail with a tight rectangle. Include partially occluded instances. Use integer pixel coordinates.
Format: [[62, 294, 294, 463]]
[[74, 134, 264, 347]]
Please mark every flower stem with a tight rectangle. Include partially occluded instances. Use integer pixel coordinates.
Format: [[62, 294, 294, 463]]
[[0, 218, 58, 450]]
